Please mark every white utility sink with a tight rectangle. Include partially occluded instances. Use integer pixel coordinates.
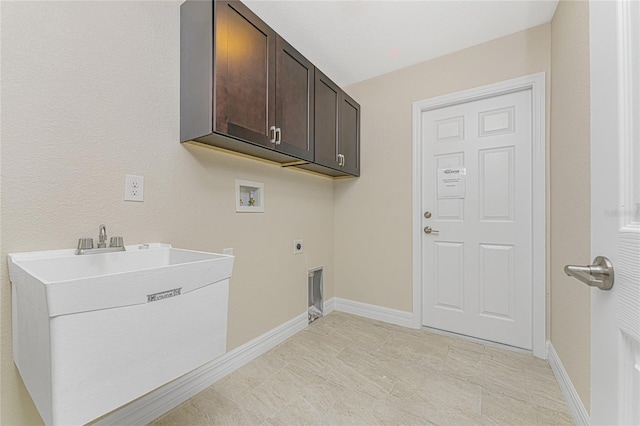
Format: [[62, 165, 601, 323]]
[[8, 243, 234, 426]]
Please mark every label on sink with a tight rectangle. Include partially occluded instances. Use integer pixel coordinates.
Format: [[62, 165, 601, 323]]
[[147, 288, 182, 303]]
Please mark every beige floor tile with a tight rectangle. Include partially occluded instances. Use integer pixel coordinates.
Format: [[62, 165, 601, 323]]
[[368, 398, 435, 425], [331, 321, 392, 352], [381, 332, 448, 371], [443, 354, 531, 403], [210, 353, 288, 403], [267, 396, 323, 426], [318, 392, 382, 425], [148, 313, 573, 426], [481, 389, 539, 425], [151, 401, 209, 426], [190, 387, 262, 425], [445, 344, 485, 366], [296, 372, 345, 415], [524, 368, 568, 413], [335, 346, 398, 390], [238, 365, 313, 419], [446, 335, 487, 354], [386, 390, 486, 426], [315, 353, 391, 400], [484, 345, 551, 376], [209, 370, 263, 403], [416, 370, 484, 417], [383, 390, 444, 421], [535, 404, 575, 425]]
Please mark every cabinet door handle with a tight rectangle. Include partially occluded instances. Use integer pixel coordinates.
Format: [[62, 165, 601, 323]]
[[338, 154, 345, 167], [269, 126, 276, 144], [275, 127, 281, 145]]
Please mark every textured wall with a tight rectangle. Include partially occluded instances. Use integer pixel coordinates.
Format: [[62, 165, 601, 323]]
[[0, 2, 334, 424], [550, 0, 591, 413], [336, 25, 552, 312]]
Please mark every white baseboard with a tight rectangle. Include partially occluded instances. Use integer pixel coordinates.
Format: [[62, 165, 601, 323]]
[[96, 312, 308, 426], [330, 297, 414, 328], [547, 341, 590, 425]]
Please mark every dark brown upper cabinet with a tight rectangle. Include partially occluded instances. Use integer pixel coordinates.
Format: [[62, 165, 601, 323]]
[[180, 0, 356, 176], [214, 0, 275, 149], [214, 1, 314, 161], [314, 70, 340, 170], [311, 69, 360, 177], [339, 92, 361, 176], [275, 36, 315, 162]]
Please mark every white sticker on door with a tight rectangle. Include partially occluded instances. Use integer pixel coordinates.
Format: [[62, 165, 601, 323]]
[[437, 168, 466, 199]]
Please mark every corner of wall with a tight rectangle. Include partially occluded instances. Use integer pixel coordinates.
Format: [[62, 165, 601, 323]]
[[549, 0, 591, 414]]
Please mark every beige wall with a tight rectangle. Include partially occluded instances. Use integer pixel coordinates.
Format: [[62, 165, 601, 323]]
[[336, 24, 552, 311], [0, 2, 334, 424], [550, 0, 591, 413]]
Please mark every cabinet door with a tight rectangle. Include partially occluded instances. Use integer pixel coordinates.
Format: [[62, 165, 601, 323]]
[[275, 36, 314, 161], [339, 93, 361, 176], [314, 69, 340, 169], [214, 0, 275, 148]]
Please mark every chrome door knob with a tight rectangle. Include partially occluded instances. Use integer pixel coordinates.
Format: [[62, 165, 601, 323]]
[[424, 226, 439, 234]]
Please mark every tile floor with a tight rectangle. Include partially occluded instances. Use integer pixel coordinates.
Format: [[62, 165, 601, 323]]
[[151, 312, 573, 425]]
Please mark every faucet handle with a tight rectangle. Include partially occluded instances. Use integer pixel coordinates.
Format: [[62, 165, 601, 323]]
[[76, 238, 94, 254], [109, 236, 124, 248]]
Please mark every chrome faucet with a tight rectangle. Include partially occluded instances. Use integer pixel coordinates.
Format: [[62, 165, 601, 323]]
[[98, 224, 108, 248], [76, 225, 125, 255]]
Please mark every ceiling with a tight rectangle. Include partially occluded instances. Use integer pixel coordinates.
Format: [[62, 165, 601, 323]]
[[243, 0, 559, 87]]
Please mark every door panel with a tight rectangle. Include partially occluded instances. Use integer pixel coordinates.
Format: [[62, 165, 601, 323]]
[[215, 1, 275, 147], [478, 147, 515, 221], [422, 89, 532, 350], [478, 243, 514, 320], [339, 93, 361, 176], [590, 2, 640, 424], [314, 70, 339, 169], [479, 106, 515, 137], [275, 36, 314, 161], [434, 241, 465, 311], [434, 153, 464, 221], [435, 116, 464, 142]]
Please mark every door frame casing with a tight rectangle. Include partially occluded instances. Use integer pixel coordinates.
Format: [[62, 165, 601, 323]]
[[411, 72, 547, 358]]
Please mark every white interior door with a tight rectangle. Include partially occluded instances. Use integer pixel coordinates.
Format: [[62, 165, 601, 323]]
[[421, 89, 533, 350], [589, 1, 640, 424]]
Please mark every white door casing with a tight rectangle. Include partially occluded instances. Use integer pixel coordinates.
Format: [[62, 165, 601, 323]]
[[420, 90, 533, 349], [589, 1, 640, 424], [412, 73, 547, 358]]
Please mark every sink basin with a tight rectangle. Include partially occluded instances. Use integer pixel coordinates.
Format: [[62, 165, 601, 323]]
[[8, 243, 234, 425]]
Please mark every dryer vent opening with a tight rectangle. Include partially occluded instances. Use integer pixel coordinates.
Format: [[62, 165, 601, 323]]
[[308, 267, 323, 323]]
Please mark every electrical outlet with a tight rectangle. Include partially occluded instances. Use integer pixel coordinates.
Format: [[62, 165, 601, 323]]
[[124, 174, 144, 202], [293, 239, 303, 254]]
